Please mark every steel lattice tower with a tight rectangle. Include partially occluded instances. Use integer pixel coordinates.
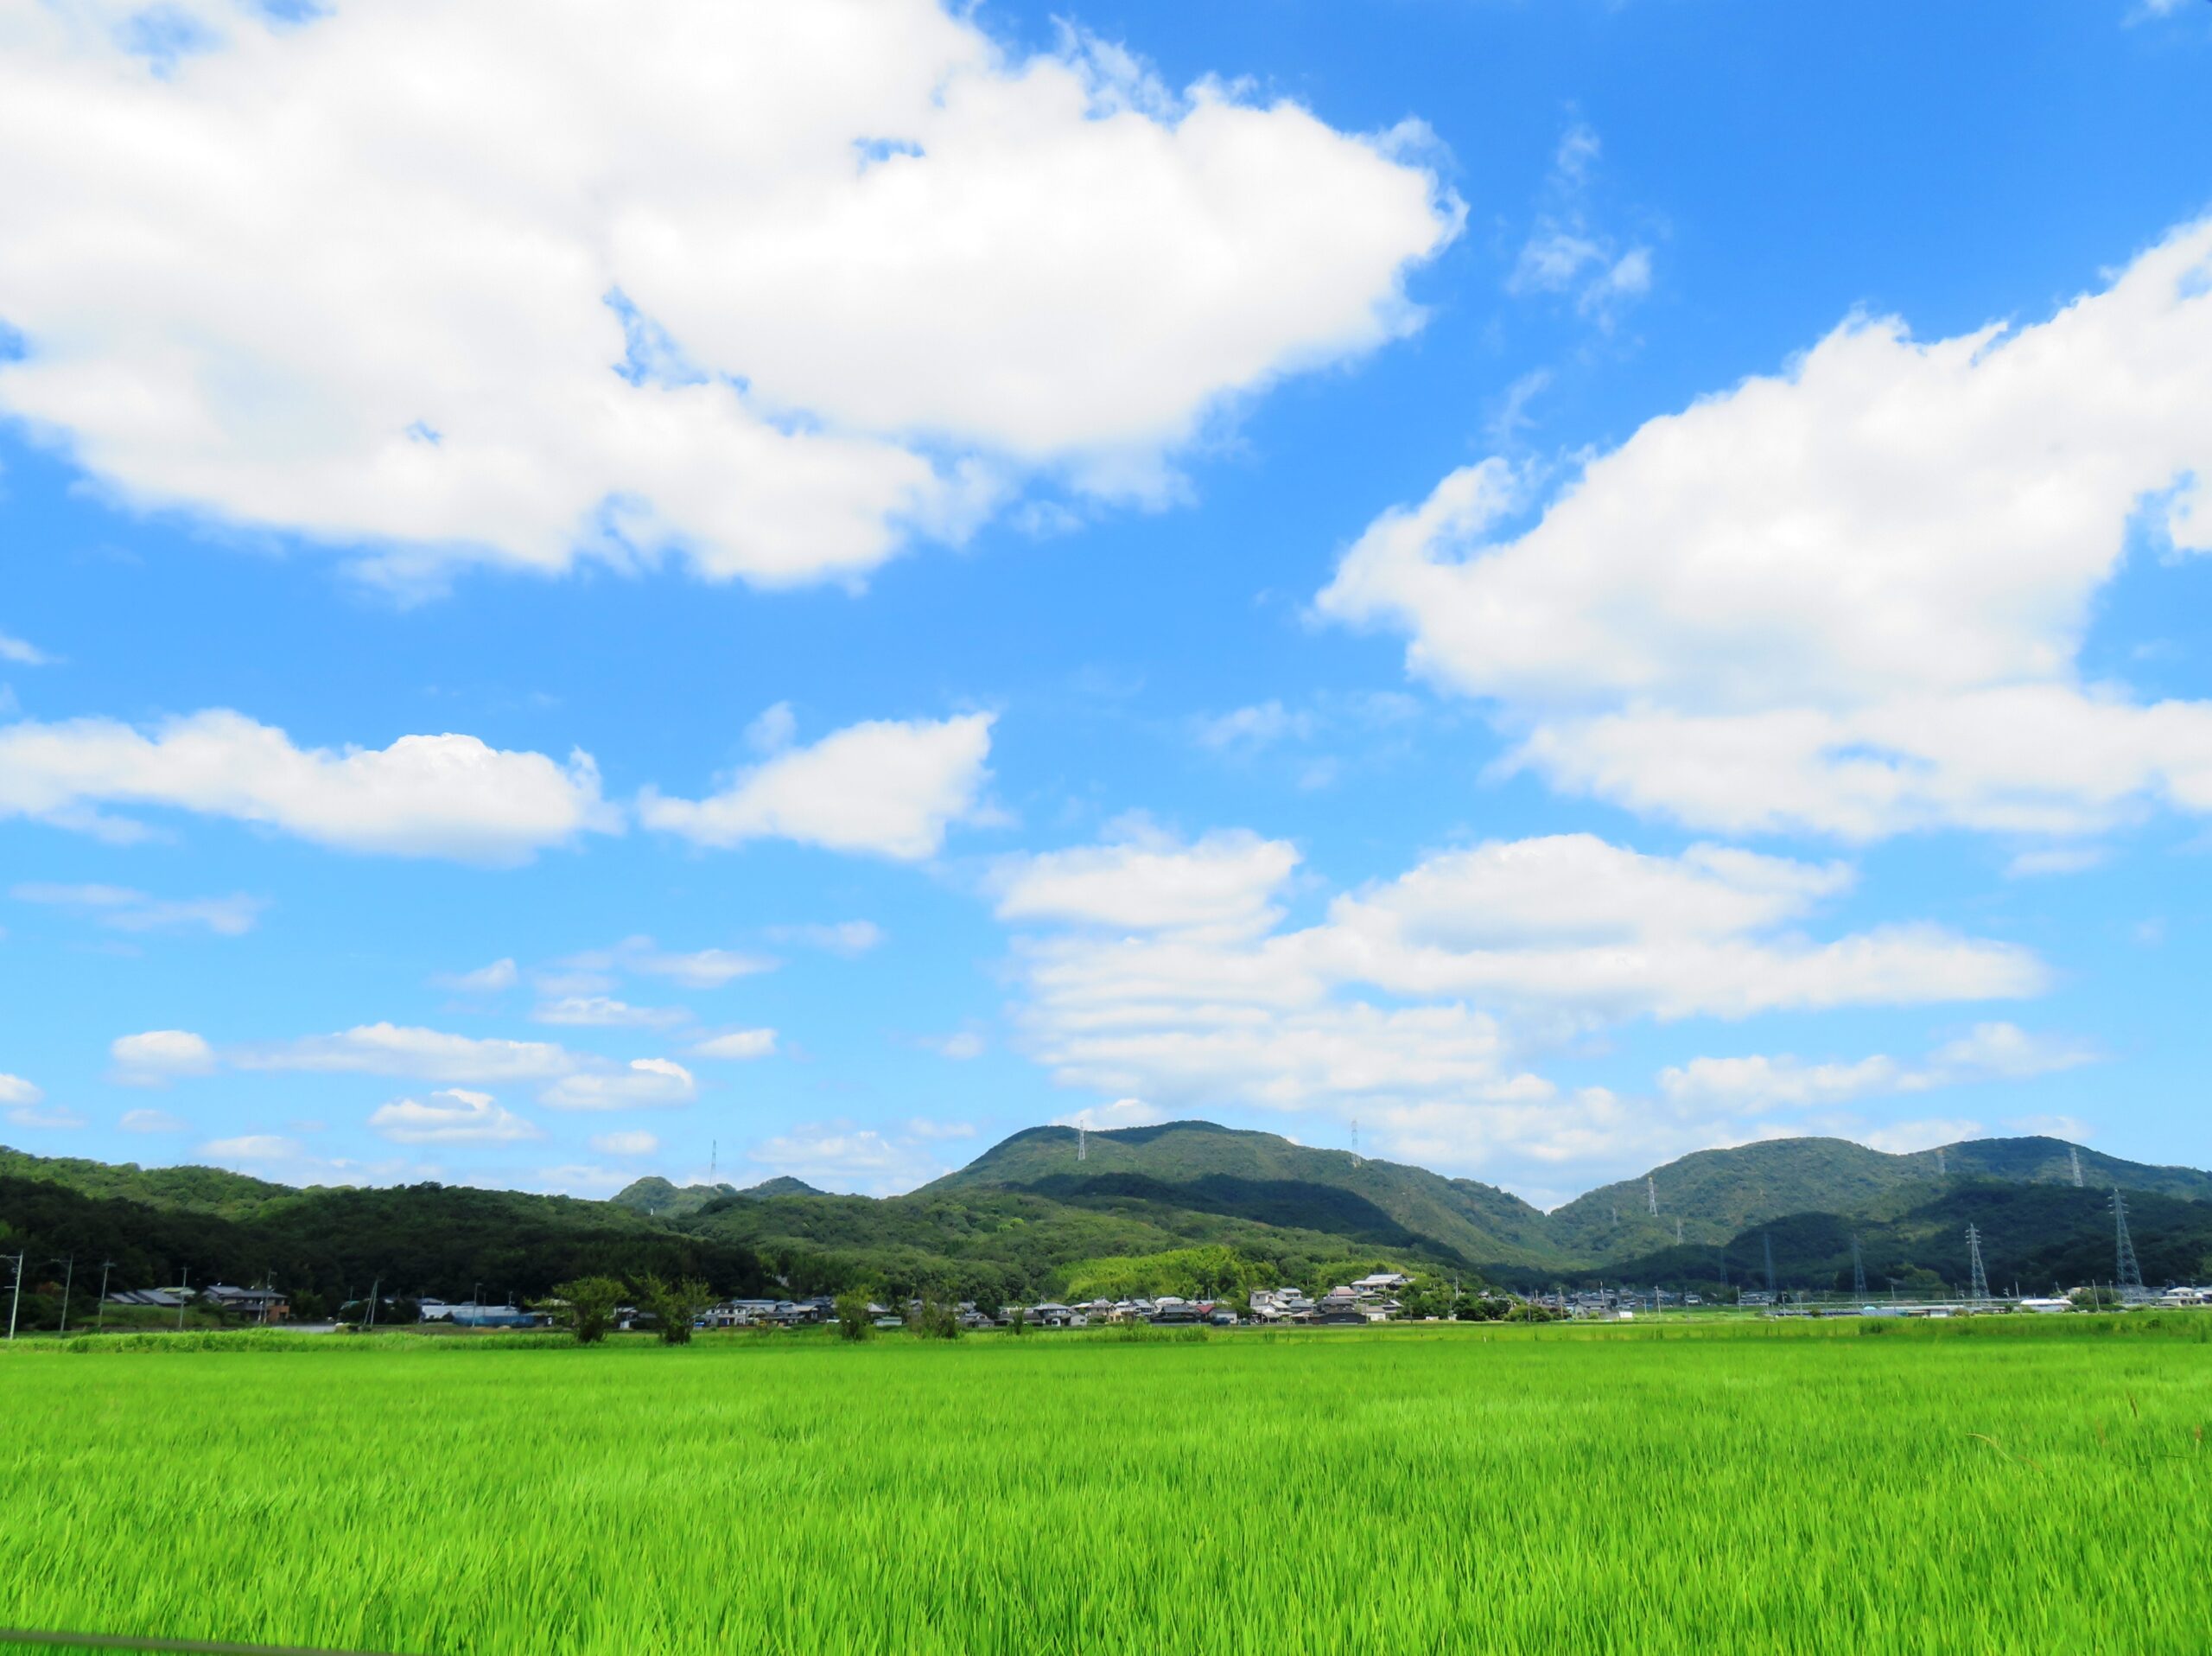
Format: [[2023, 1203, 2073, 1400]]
[[1936, 1146, 1948, 1177], [1965, 1224, 1990, 1303], [1647, 1175, 1658, 1217], [1077, 1124, 1087, 1162], [1763, 1232, 1777, 1297], [1851, 1234, 1867, 1300], [2112, 1188, 2143, 1296], [2069, 1145, 2083, 1188]]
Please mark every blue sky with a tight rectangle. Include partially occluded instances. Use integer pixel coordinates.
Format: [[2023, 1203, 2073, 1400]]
[[3, 0, 2210, 1203]]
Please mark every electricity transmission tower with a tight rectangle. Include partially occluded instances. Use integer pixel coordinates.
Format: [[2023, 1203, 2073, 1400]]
[[1350, 1119, 1361, 1169], [1936, 1146, 1948, 1178], [1675, 1218, 1684, 1245], [1851, 1235, 1867, 1300], [1965, 1224, 1990, 1303], [1647, 1175, 1658, 1217], [2069, 1145, 2083, 1188], [2112, 1188, 2143, 1298], [1763, 1232, 1777, 1297], [1077, 1124, 1087, 1162]]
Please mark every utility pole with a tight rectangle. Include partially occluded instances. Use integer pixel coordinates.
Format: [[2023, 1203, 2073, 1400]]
[[54, 1255, 73, 1336], [6, 1252, 22, 1341], [177, 1268, 189, 1332], [2112, 1188, 2143, 1299], [96, 1260, 114, 1334], [1966, 1224, 1990, 1303], [365, 1276, 381, 1330], [1851, 1235, 1867, 1300]]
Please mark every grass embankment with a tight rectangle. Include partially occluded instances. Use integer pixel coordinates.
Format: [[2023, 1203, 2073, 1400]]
[[2, 1318, 2208, 1653]]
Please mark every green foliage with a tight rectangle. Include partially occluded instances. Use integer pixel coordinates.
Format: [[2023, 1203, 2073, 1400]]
[[551, 1277, 624, 1344], [912, 1292, 960, 1340], [832, 1290, 874, 1342], [1060, 1245, 1263, 1303], [635, 1276, 715, 1345]]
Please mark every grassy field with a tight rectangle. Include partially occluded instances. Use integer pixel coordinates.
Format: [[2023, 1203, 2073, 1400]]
[[3, 1317, 2209, 1654]]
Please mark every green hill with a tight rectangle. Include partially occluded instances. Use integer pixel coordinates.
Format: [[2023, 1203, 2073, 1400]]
[[8, 1120, 2209, 1327], [1546, 1134, 2212, 1262], [926, 1121, 1560, 1269]]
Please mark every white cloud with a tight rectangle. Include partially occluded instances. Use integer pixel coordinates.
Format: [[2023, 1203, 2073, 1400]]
[[1052, 1098, 1166, 1131], [538, 1057, 696, 1111], [904, 1118, 976, 1141], [233, 1023, 576, 1082], [0, 1, 1455, 591], [1505, 122, 1652, 328], [12, 881, 263, 935], [0, 630, 51, 666], [118, 1107, 188, 1133], [556, 938, 777, 990], [432, 958, 519, 994], [923, 1031, 986, 1061], [1191, 701, 1313, 751], [111, 1029, 217, 1086], [1659, 1022, 2099, 1114], [0, 1073, 42, 1105], [1927, 1021, 2100, 1081], [690, 1029, 778, 1061], [643, 713, 995, 859], [2005, 847, 2107, 878], [766, 920, 884, 957], [2008, 1113, 2094, 1141], [524, 1163, 634, 1197], [1862, 1118, 1985, 1156], [196, 1134, 422, 1183], [1007, 828, 2045, 1155], [368, 1087, 541, 1144], [589, 1131, 659, 1156], [8, 1103, 87, 1130], [994, 822, 1297, 936], [1319, 219, 2212, 840], [0, 709, 614, 862], [531, 996, 690, 1029], [746, 1120, 950, 1196]]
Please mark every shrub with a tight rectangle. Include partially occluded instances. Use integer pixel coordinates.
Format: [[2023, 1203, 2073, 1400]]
[[912, 1294, 961, 1340], [636, 1276, 715, 1346], [550, 1277, 624, 1344], [833, 1290, 874, 1342]]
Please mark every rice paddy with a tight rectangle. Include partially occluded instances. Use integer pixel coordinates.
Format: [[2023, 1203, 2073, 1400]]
[[3, 1316, 2209, 1654]]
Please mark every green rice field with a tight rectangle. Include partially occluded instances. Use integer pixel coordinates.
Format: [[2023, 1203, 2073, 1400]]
[[3, 1317, 2209, 1654]]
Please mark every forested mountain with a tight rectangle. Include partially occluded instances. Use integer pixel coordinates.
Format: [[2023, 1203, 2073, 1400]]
[[928, 1122, 1559, 1267], [5, 1120, 2209, 1324], [1547, 1134, 2212, 1262]]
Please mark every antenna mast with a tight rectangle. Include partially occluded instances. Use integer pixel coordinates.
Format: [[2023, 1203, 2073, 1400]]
[[1965, 1224, 1990, 1303], [2112, 1187, 2143, 1299], [1851, 1234, 1867, 1300]]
